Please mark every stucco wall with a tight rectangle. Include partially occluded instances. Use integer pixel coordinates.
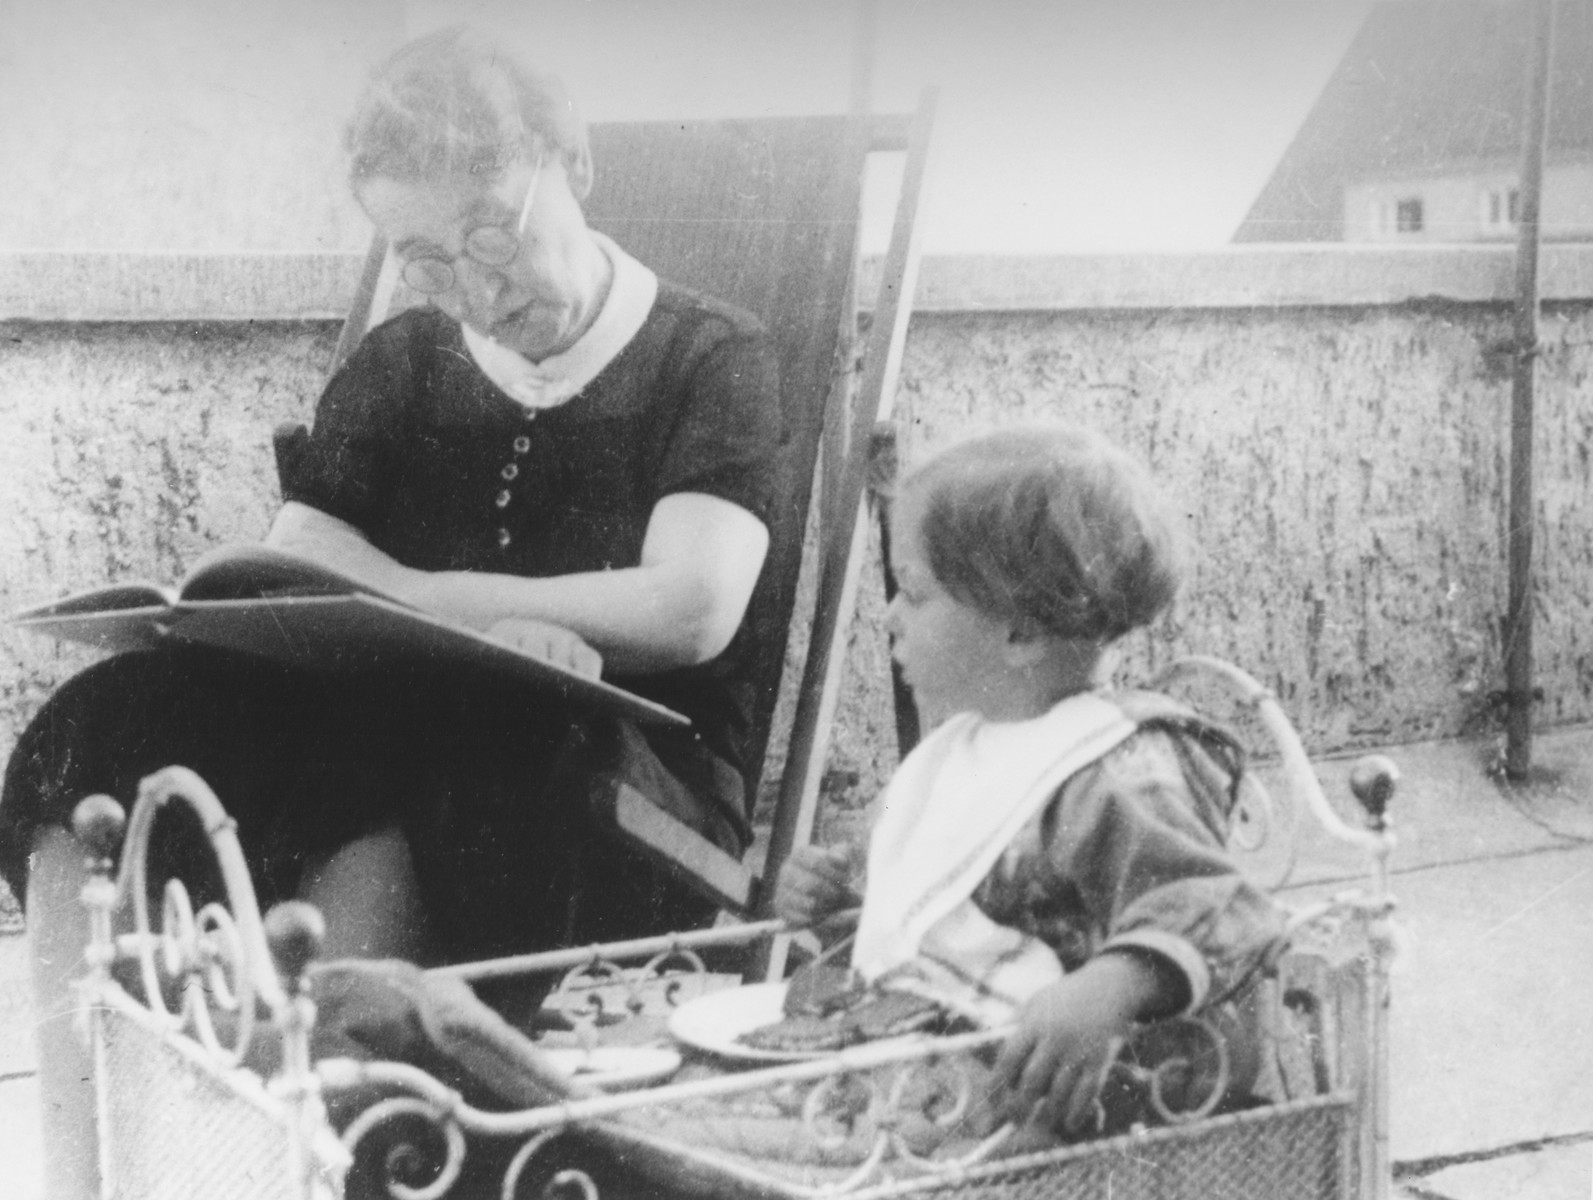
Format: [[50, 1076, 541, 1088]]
[[889, 301, 1593, 752], [5, 250, 1593, 877], [1, 321, 337, 757]]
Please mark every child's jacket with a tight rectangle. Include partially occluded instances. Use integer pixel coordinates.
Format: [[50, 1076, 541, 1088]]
[[852, 690, 1284, 1026]]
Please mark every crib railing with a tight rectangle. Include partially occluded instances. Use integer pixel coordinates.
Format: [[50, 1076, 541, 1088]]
[[72, 657, 1399, 1200]]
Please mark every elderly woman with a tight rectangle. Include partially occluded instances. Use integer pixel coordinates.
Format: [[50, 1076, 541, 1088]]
[[6, 27, 784, 1197]]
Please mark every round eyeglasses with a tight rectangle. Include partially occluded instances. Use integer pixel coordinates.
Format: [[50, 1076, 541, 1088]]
[[399, 156, 543, 295]]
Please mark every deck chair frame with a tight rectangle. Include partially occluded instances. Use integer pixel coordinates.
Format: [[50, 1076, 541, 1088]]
[[286, 95, 938, 924]]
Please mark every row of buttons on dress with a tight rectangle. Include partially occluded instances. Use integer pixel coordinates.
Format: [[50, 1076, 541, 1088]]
[[495, 414, 537, 549]]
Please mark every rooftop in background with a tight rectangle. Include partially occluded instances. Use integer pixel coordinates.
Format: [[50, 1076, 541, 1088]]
[[1234, 0, 1593, 245]]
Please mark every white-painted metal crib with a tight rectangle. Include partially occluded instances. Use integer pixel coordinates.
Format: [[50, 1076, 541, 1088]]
[[70, 656, 1399, 1200]]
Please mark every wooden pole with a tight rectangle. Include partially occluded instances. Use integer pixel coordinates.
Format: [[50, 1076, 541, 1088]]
[[1504, 0, 1556, 780]]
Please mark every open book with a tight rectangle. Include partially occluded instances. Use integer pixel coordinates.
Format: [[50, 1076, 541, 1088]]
[[12, 543, 687, 727]]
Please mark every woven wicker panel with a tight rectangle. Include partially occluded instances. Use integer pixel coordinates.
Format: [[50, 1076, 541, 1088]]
[[846, 1097, 1350, 1200], [99, 1010, 309, 1200]]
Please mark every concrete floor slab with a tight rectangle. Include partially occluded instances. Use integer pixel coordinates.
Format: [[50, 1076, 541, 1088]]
[[1419, 1138, 1592, 1200], [1210, 725, 1593, 1168], [1381, 843, 1593, 1161], [1280, 725, 1593, 889], [0, 932, 36, 1077], [0, 1074, 45, 1200], [1284, 841, 1593, 1164]]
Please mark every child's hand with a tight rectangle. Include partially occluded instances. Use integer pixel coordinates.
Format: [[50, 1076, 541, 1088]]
[[993, 953, 1169, 1135], [771, 844, 861, 928]]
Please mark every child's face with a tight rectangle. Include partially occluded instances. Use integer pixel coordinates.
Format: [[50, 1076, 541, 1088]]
[[886, 495, 1021, 722]]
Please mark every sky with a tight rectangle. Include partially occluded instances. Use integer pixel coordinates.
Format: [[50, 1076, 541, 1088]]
[[0, 0, 1373, 255]]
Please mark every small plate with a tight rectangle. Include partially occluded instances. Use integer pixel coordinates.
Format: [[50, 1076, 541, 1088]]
[[540, 1045, 683, 1090], [667, 981, 828, 1063]]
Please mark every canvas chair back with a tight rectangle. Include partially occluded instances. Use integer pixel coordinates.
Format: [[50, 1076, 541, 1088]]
[[581, 116, 867, 802]]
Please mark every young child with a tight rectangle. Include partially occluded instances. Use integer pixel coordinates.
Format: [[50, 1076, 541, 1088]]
[[774, 424, 1284, 1138]]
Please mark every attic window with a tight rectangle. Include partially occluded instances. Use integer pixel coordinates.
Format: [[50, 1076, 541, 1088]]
[[1484, 186, 1520, 230], [1396, 197, 1424, 234]]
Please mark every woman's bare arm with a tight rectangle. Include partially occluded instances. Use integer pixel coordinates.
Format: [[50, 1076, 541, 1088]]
[[265, 494, 769, 675]]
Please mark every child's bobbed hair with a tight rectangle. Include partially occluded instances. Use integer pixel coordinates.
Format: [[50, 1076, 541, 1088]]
[[344, 26, 588, 194], [899, 425, 1185, 642]]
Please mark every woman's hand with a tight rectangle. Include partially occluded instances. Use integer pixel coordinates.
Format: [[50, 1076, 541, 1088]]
[[993, 953, 1170, 1135], [772, 844, 862, 929], [487, 617, 603, 679]]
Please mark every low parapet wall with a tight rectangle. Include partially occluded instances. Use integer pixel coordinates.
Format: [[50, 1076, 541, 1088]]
[[4, 246, 1591, 826]]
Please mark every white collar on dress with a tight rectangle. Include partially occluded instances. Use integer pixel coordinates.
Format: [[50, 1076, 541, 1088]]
[[461, 231, 658, 410]]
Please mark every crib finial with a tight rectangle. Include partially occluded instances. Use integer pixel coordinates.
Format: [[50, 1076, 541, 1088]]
[[264, 901, 343, 1194], [72, 793, 126, 872], [265, 901, 326, 997], [72, 795, 126, 979], [1349, 756, 1399, 832]]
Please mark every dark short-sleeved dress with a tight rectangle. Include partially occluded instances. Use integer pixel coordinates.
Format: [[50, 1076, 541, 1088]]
[[0, 283, 784, 963]]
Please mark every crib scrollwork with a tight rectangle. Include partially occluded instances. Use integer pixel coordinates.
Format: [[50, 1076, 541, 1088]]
[[543, 943, 715, 1033], [73, 767, 350, 1198], [74, 765, 293, 1067], [314, 998, 1249, 1200]]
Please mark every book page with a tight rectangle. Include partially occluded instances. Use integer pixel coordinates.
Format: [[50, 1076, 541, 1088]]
[[11, 544, 687, 726], [12, 581, 177, 621], [169, 594, 689, 727], [176, 542, 405, 604], [9, 606, 174, 654]]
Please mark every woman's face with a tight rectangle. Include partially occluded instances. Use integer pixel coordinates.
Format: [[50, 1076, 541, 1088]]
[[359, 156, 605, 361]]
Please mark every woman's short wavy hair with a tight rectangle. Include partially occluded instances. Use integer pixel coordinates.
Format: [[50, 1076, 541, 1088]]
[[899, 425, 1187, 643], [345, 26, 589, 195]]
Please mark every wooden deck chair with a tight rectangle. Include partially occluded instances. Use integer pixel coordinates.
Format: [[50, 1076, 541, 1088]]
[[284, 95, 937, 922]]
